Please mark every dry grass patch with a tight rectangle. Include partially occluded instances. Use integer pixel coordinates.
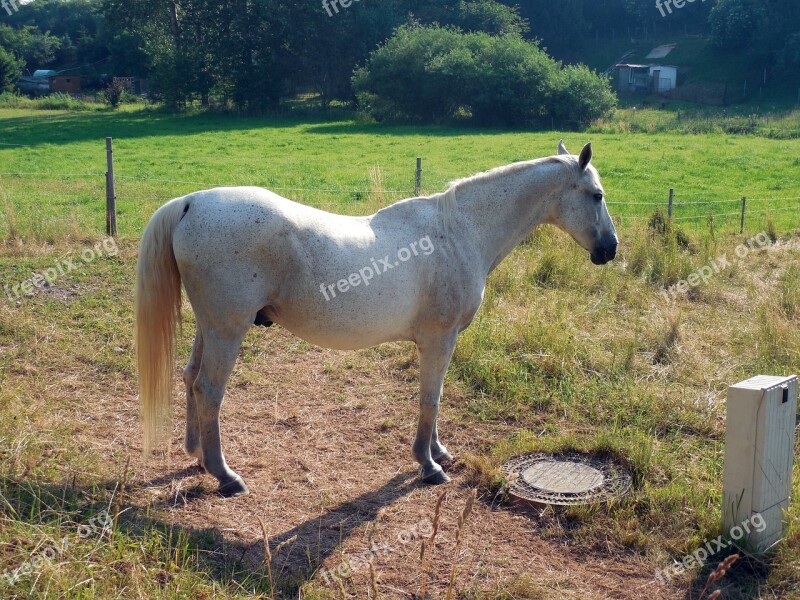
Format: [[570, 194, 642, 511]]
[[0, 224, 797, 598]]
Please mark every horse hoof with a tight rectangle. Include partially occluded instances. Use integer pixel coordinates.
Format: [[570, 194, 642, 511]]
[[218, 477, 249, 497], [433, 451, 454, 465], [421, 468, 451, 485]]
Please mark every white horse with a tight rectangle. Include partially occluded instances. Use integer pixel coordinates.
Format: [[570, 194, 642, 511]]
[[135, 141, 617, 497]]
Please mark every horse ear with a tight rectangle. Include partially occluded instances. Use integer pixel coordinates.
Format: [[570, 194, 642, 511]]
[[578, 143, 592, 170], [557, 139, 569, 155]]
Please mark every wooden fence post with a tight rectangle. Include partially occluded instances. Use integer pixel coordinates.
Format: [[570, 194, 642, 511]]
[[740, 197, 747, 234], [668, 188, 674, 221], [415, 157, 422, 196], [105, 137, 117, 237]]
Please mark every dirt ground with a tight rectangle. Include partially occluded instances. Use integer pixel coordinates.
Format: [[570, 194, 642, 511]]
[[79, 325, 683, 599]]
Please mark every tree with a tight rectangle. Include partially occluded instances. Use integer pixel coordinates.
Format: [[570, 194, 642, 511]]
[[777, 33, 800, 79], [510, 0, 589, 60], [0, 46, 24, 92], [710, 0, 766, 50], [7, 0, 106, 72], [0, 24, 62, 68], [709, 0, 800, 84], [456, 1, 529, 36]]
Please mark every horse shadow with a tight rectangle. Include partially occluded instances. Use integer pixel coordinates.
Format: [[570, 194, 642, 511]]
[[0, 469, 421, 597], [3, 469, 777, 598], [140, 467, 422, 592]]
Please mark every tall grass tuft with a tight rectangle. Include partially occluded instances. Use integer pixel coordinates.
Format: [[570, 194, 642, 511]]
[[419, 489, 447, 598], [445, 488, 477, 600], [652, 311, 681, 365], [626, 220, 694, 289], [257, 518, 297, 598], [2, 189, 19, 241], [767, 217, 778, 243], [368, 523, 380, 599], [257, 516, 276, 599], [367, 165, 386, 212], [692, 554, 739, 600], [778, 266, 800, 320]]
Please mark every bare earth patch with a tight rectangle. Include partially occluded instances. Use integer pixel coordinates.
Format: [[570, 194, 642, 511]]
[[73, 325, 680, 599]]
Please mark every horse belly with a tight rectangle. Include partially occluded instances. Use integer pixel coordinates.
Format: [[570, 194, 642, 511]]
[[267, 295, 417, 350]]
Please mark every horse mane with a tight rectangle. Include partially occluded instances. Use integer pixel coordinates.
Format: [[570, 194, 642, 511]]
[[437, 186, 457, 236], [428, 154, 577, 238], [446, 155, 575, 193]]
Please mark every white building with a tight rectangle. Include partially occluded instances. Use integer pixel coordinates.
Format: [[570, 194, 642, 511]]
[[614, 64, 678, 95]]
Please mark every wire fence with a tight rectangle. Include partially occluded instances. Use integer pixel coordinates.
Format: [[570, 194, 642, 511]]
[[0, 163, 798, 237]]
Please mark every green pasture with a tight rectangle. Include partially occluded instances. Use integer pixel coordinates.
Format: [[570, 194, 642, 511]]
[[0, 106, 798, 598], [0, 106, 798, 243]]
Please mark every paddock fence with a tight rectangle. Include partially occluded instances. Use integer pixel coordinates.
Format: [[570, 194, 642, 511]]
[[0, 142, 798, 240]]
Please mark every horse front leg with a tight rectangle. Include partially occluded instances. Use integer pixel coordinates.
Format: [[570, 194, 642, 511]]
[[413, 332, 458, 485], [431, 421, 453, 464]]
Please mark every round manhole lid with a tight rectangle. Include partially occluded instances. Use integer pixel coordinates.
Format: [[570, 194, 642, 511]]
[[521, 460, 605, 494], [502, 452, 632, 506]]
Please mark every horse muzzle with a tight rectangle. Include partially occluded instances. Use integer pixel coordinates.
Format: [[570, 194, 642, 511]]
[[590, 239, 617, 265]]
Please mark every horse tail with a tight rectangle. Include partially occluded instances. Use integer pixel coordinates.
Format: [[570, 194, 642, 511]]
[[135, 196, 188, 454]]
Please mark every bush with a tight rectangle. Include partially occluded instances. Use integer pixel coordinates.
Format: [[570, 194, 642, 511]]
[[550, 65, 617, 129], [462, 34, 559, 126], [0, 91, 26, 108], [352, 25, 615, 128], [0, 91, 99, 111], [102, 79, 126, 108], [352, 26, 467, 123], [36, 92, 91, 111]]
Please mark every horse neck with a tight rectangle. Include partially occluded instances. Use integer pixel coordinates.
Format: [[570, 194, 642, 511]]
[[453, 159, 569, 274]]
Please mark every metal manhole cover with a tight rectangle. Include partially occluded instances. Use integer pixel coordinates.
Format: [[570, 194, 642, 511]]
[[502, 452, 632, 506]]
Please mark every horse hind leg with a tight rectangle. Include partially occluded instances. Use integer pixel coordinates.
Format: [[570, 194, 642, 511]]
[[183, 326, 204, 467], [192, 326, 250, 497]]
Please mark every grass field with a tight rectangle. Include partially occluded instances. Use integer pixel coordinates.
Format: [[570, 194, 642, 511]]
[[0, 106, 799, 599], [0, 105, 798, 240]]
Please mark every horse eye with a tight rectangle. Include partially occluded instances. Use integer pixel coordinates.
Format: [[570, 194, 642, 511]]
[[593, 193, 604, 202]]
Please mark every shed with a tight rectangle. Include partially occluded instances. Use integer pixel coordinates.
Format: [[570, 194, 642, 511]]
[[614, 64, 677, 95], [49, 74, 81, 93]]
